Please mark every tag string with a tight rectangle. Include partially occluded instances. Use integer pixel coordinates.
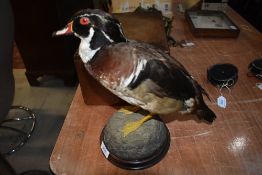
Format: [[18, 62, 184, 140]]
[[219, 79, 233, 96], [247, 66, 262, 78]]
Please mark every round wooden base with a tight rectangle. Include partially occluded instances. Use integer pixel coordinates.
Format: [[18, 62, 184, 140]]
[[100, 112, 170, 170]]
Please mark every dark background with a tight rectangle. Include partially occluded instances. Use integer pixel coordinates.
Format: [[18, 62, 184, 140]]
[[229, 0, 262, 32]]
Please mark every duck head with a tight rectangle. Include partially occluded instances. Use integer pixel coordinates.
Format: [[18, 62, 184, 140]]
[[54, 9, 127, 63]]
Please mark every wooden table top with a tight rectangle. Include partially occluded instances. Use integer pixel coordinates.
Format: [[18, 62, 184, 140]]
[[50, 8, 262, 175]]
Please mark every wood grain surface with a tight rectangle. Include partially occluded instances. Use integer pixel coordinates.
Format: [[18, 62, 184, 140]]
[[50, 7, 262, 175]]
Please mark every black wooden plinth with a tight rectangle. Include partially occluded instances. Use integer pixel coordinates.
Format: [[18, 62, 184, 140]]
[[100, 110, 170, 170]]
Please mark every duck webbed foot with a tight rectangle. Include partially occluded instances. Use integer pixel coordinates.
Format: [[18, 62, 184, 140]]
[[122, 113, 154, 137], [118, 106, 141, 115]]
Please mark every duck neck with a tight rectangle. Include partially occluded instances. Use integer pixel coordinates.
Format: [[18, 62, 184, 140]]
[[79, 27, 127, 63]]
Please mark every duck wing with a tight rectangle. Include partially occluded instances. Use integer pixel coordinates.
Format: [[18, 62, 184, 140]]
[[125, 42, 196, 100], [88, 41, 216, 122], [127, 42, 215, 122]]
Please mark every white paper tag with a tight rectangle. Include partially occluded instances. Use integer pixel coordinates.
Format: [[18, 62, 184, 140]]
[[181, 42, 195, 47], [121, 2, 129, 12], [230, 25, 237, 30], [217, 96, 227, 108], [101, 141, 110, 158], [256, 83, 262, 90]]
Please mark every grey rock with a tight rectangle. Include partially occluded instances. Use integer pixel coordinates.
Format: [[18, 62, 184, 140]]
[[102, 110, 168, 161]]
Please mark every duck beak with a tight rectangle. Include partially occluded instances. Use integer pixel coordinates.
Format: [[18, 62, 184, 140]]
[[52, 21, 73, 37]]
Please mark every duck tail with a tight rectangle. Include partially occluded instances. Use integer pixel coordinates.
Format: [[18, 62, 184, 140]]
[[194, 83, 216, 123], [196, 101, 216, 123]]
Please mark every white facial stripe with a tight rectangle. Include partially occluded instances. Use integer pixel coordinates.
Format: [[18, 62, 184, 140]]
[[79, 14, 107, 23], [101, 31, 114, 42], [78, 28, 101, 63], [117, 23, 126, 39]]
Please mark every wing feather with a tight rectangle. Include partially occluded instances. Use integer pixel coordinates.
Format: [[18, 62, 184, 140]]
[[125, 42, 197, 101]]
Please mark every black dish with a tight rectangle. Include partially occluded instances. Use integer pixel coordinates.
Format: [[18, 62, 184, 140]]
[[248, 58, 262, 79], [207, 63, 238, 87]]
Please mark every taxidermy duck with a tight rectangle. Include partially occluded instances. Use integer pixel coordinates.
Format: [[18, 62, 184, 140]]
[[54, 9, 216, 136]]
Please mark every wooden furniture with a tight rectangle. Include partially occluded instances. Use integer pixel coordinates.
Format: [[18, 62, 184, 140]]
[[74, 11, 169, 105], [185, 10, 240, 38], [50, 8, 262, 175], [11, 0, 94, 86]]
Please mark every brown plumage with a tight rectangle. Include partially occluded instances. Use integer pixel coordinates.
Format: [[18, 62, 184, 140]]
[[54, 9, 216, 123]]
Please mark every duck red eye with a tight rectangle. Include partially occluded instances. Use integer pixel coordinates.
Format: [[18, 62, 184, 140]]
[[80, 17, 89, 25]]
